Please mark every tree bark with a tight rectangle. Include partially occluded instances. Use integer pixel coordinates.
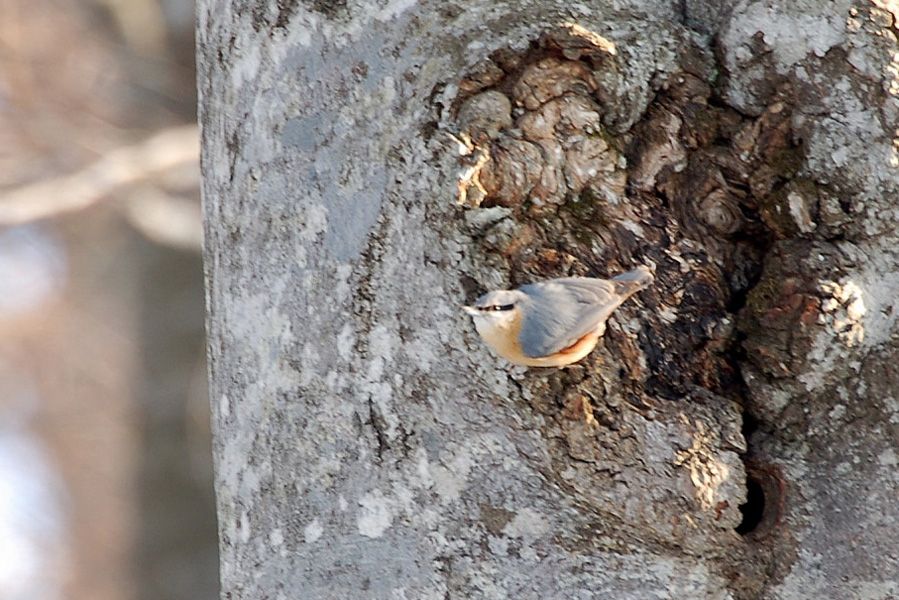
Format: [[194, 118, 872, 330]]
[[198, 1, 899, 598]]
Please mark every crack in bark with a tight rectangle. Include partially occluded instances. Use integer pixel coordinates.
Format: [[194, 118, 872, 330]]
[[367, 396, 390, 461]]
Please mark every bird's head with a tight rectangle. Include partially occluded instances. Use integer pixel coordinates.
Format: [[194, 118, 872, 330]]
[[462, 289, 525, 332]]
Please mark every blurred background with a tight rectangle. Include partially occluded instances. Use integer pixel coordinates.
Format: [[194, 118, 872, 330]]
[[0, 1, 218, 599]]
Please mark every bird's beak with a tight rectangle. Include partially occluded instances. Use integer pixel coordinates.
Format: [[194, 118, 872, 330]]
[[462, 305, 479, 317]]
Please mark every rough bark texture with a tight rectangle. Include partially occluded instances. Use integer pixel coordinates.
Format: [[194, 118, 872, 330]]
[[198, 1, 899, 598]]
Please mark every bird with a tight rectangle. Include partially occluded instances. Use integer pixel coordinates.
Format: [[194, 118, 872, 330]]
[[463, 266, 653, 368]]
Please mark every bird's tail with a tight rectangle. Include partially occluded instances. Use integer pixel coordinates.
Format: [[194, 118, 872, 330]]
[[611, 265, 654, 298]]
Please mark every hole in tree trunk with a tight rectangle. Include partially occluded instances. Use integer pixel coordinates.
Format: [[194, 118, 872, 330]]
[[736, 475, 766, 535]]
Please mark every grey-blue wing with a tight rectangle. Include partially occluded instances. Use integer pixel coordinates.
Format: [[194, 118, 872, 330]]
[[517, 277, 623, 358]]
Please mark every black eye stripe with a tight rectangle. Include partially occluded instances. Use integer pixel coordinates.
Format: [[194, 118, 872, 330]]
[[478, 304, 515, 312]]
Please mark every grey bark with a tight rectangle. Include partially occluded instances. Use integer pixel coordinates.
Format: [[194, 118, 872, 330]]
[[198, 1, 899, 598]]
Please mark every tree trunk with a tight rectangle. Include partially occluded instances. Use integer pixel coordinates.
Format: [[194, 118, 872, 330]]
[[197, 1, 899, 598]]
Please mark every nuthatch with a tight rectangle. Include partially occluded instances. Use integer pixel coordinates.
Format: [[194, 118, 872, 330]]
[[463, 266, 653, 367]]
